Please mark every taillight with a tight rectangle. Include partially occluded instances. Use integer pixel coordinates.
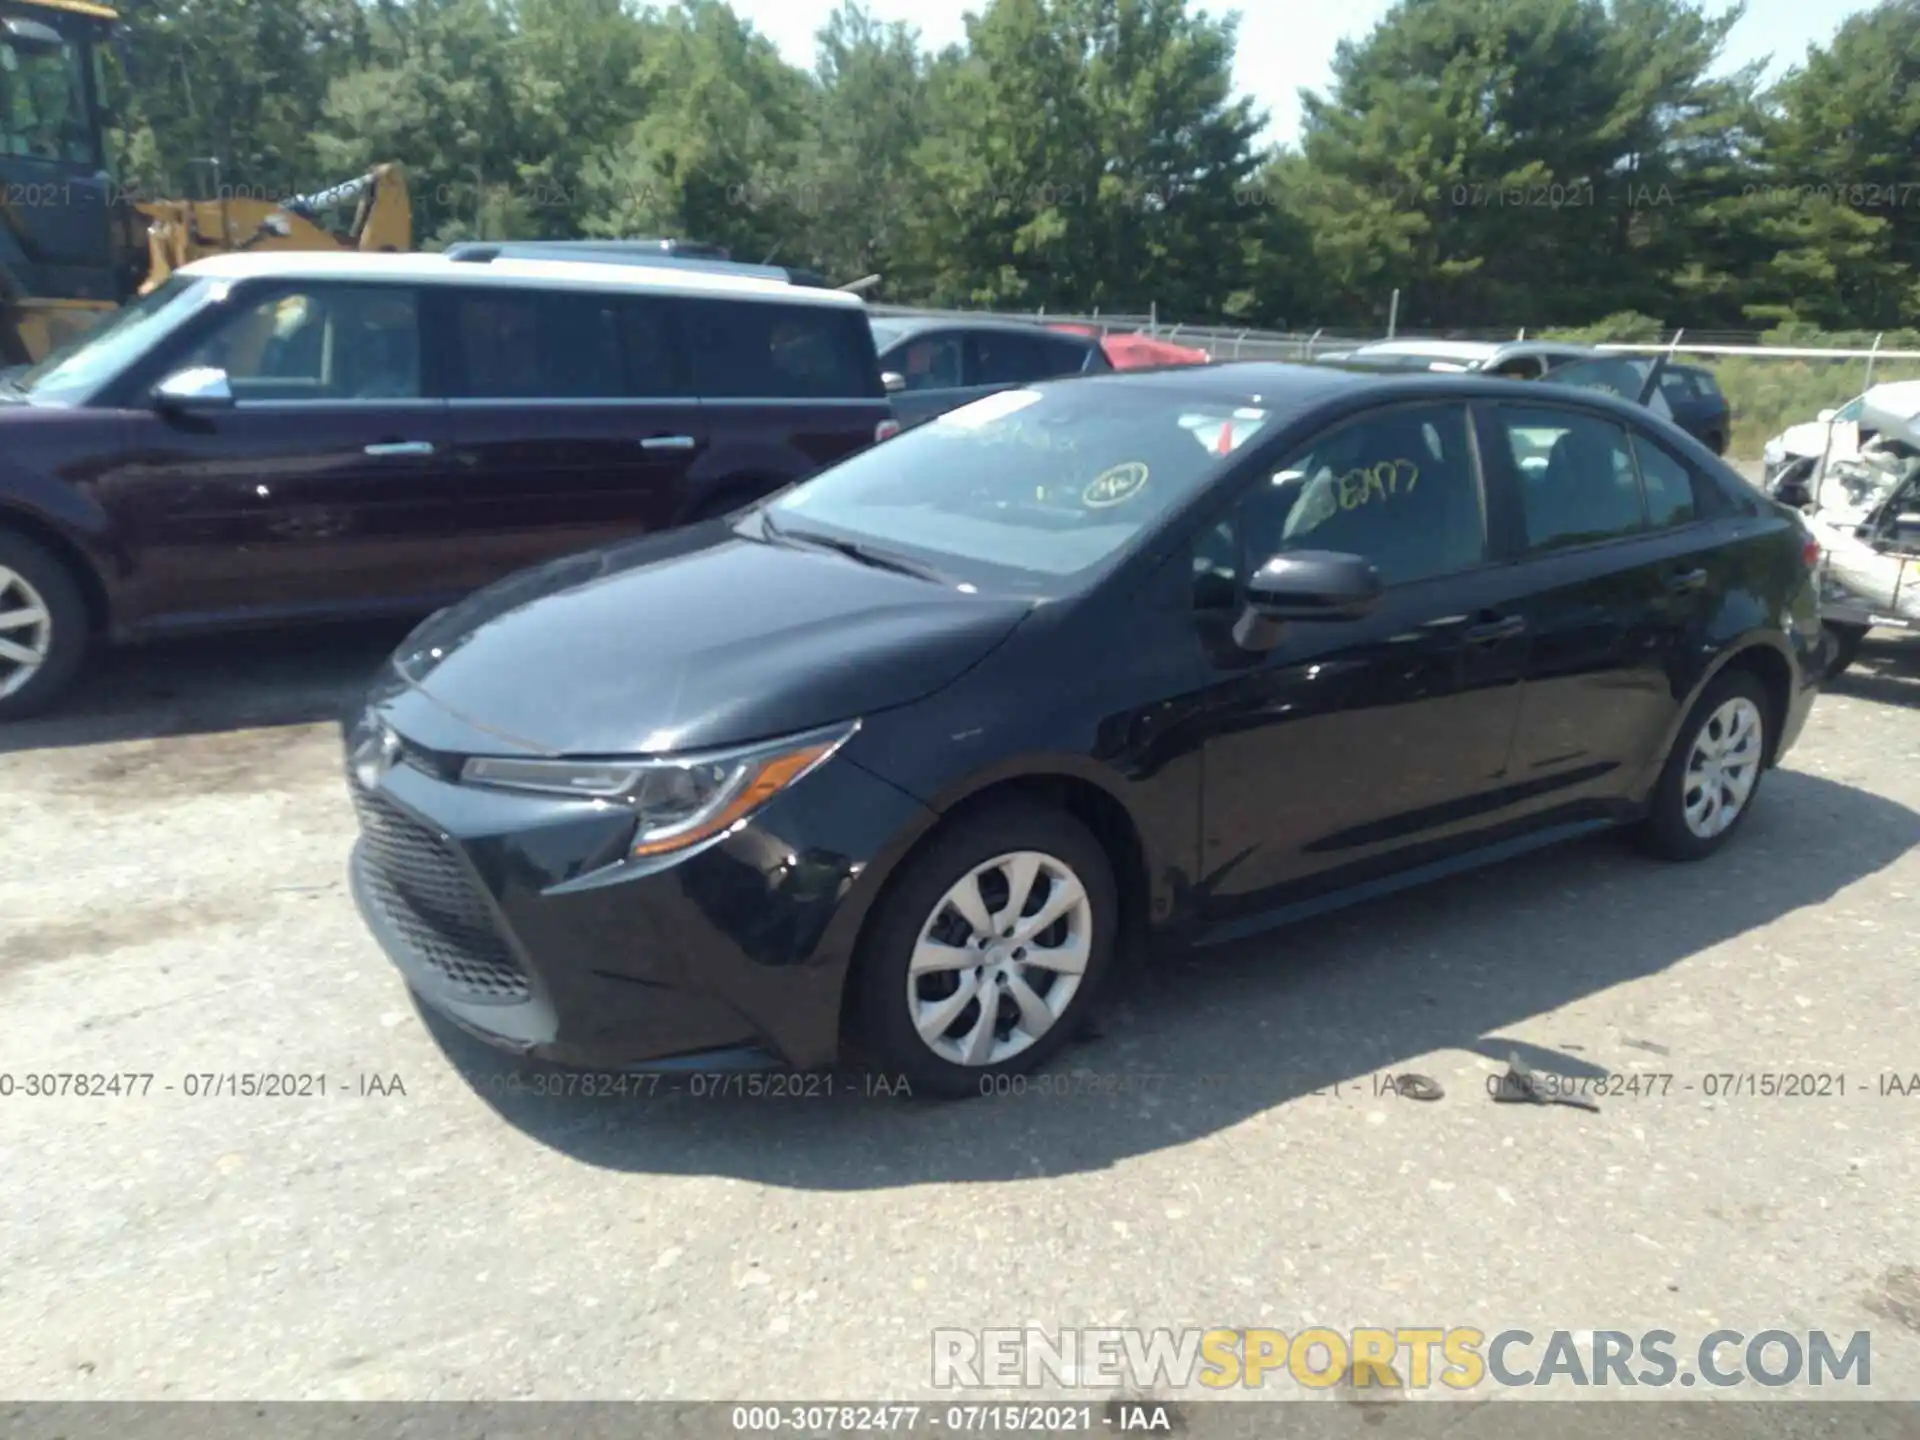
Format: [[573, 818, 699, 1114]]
[[875, 419, 901, 443], [1801, 534, 1821, 569]]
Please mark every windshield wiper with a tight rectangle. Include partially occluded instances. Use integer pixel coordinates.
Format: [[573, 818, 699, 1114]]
[[761, 512, 951, 583]]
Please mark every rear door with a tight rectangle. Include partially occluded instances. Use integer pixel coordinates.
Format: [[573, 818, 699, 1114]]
[[1480, 401, 1701, 816], [433, 284, 705, 587], [678, 294, 889, 507], [94, 279, 465, 627]]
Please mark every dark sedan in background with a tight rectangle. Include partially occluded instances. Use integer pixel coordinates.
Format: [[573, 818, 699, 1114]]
[[347, 362, 1828, 1095], [868, 313, 1110, 431]]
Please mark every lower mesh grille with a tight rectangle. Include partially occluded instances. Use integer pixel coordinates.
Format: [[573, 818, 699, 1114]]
[[350, 782, 530, 1003]]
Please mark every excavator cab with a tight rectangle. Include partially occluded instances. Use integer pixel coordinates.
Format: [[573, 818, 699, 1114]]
[[0, 0, 134, 362]]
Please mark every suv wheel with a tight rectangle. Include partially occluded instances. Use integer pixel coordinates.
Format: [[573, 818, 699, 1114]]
[[856, 801, 1116, 1098], [1636, 670, 1769, 862], [0, 531, 90, 721]]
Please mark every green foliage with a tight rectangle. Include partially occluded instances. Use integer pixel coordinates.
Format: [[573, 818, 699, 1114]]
[[99, 0, 1920, 329]]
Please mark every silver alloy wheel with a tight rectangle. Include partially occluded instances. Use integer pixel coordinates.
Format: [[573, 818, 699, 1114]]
[[0, 565, 53, 701], [906, 850, 1094, 1067], [1682, 696, 1763, 839]]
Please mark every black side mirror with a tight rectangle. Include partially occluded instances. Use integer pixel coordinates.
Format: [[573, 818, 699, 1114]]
[[1247, 550, 1383, 619], [1233, 550, 1382, 650]]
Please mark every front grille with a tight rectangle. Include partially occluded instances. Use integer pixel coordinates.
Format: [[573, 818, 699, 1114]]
[[350, 781, 530, 1003]]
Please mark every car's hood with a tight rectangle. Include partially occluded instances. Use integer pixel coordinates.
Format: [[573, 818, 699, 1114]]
[[377, 521, 1034, 757]]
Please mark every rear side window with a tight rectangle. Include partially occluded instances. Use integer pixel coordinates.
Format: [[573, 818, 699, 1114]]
[[1632, 435, 1699, 528], [1498, 406, 1645, 551], [972, 331, 1089, 385], [447, 290, 624, 399], [684, 300, 880, 399]]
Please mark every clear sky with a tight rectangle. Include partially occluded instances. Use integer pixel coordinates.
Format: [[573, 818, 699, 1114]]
[[728, 0, 1870, 144]]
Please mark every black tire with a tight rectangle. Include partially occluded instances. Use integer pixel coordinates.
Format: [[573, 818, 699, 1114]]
[[1824, 622, 1868, 680], [1635, 668, 1771, 862], [855, 800, 1118, 1098], [0, 530, 90, 722]]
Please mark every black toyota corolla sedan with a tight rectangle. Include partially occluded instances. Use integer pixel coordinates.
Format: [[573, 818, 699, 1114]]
[[345, 362, 1829, 1096]]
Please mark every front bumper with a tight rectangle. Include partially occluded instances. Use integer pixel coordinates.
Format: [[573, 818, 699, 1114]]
[[343, 709, 935, 1073]]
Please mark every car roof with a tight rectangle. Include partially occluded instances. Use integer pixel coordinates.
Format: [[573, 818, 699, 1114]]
[[1349, 338, 1596, 364], [866, 313, 1087, 341], [1059, 358, 1683, 430], [175, 250, 865, 308], [1347, 339, 1502, 362]]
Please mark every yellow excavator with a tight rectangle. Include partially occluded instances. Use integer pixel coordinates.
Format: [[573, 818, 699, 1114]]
[[1, 0, 409, 364]]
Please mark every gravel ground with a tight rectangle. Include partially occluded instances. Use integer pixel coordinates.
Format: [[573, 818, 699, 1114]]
[[3, 620, 1919, 1405]]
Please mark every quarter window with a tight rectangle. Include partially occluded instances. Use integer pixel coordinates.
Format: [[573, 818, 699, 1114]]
[[684, 300, 878, 399], [1632, 435, 1699, 529], [181, 285, 421, 401], [1499, 406, 1644, 551], [1196, 402, 1486, 601]]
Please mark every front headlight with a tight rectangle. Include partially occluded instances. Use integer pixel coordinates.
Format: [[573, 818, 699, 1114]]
[[460, 721, 858, 858]]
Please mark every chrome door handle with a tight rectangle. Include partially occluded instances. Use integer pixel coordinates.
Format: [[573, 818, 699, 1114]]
[[640, 435, 697, 451], [364, 441, 435, 457]]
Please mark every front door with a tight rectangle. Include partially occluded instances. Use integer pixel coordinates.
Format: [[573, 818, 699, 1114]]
[[96, 281, 466, 629], [1188, 400, 1534, 923]]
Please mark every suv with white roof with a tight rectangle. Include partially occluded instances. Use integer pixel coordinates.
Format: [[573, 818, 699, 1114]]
[[0, 249, 893, 717]]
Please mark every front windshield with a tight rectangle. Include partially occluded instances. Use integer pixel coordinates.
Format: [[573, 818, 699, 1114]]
[[0, 22, 97, 167], [17, 277, 214, 404], [768, 383, 1271, 588], [867, 318, 910, 352]]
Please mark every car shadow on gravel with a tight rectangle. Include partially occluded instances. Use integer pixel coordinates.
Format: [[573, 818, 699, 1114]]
[[1827, 636, 1920, 711], [431, 768, 1920, 1187], [0, 620, 411, 756]]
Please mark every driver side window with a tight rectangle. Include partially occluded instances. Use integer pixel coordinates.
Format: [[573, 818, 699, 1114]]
[[179, 285, 422, 402], [1193, 402, 1486, 607]]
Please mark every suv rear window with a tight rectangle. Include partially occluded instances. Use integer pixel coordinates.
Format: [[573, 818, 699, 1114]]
[[683, 299, 881, 400]]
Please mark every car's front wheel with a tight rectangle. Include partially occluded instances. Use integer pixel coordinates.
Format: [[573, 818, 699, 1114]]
[[0, 531, 89, 722], [856, 800, 1117, 1098], [1636, 669, 1770, 862]]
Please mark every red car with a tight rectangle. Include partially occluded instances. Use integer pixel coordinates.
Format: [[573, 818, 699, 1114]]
[[1049, 324, 1210, 370]]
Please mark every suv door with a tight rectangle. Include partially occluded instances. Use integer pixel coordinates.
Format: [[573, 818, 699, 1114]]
[[680, 295, 890, 511], [1479, 401, 1714, 816], [878, 328, 970, 431], [433, 284, 703, 586], [93, 280, 462, 626], [1186, 400, 1538, 918]]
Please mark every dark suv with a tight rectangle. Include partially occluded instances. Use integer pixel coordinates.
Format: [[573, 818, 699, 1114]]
[[0, 250, 893, 718]]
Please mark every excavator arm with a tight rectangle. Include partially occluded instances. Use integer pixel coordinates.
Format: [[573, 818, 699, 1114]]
[[138, 163, 411, 294]]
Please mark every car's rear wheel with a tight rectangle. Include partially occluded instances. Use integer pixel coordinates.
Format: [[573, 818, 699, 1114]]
[[856, 801, 1116, 1098], [1635, 670, 1770, 862], [1824, 622, 1868, 680], [0, 531, 89, 722]]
